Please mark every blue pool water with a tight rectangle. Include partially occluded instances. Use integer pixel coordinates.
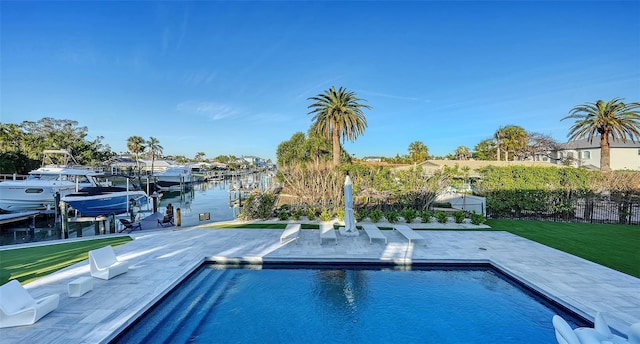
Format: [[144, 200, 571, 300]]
[[116, 265, 585, 344]]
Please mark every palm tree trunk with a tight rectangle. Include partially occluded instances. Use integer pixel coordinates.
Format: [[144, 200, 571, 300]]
[[135, 154, 140, 176], [332, 125, 340, 166], [600, 134, 611, 171]]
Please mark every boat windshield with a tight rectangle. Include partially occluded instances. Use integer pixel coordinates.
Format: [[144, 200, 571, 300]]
[[27, 173, 60, 181], [60, 175, 91, 183], [27, 173, 92, 184]]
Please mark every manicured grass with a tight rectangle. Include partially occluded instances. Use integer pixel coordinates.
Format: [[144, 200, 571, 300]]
[[486, 219, 640, 278], [0, 236, 132, 285]]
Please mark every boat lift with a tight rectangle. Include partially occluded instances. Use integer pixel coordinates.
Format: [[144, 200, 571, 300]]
[[0, 211, 42, 241]]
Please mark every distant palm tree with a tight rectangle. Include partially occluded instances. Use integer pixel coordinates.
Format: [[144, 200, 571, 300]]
[[474, 139, 497, 160], [495, 125, 528, 161], [308, 86, 371, 166], [408, 141, 429, 163], [562, 98, 640, 171], [455, 146, 471, 160], [127, 136, 146, 176], [194, 152, 206, 162], [147, 137, 163, 176]]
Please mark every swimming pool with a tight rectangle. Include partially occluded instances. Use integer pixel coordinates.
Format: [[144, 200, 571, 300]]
[[115, 264, 586, 343]]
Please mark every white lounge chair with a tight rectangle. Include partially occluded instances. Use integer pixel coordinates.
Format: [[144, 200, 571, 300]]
[[280, 223, 301, 244], [0, 279, 59, 328], [393, 224, 427, 246], [320, 222, 337, 245], [88, 245, 129, 280], [362, 224, 387, 244], [552, 314, 628, 344]]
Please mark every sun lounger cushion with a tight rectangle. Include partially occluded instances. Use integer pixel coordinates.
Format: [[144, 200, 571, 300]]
[[0, 280, 59, 328], [88, 245, 129, 280]]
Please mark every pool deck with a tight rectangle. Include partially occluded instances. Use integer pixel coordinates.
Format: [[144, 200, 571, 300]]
[[1, 222, 639, 343]]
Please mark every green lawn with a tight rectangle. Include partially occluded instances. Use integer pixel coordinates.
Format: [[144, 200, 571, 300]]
[[0, 236, 132, 284], [486, 219, 640, 278]]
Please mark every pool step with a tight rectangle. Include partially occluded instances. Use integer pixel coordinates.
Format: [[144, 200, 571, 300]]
[[115, 268, 231, 343], [165, 269, 239, 342]]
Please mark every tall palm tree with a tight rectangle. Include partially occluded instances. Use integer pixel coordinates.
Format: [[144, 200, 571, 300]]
[[562, 98, 640, 171], [127, 136, 146, 176], [308, 86, 371, 165], [147, 137, 163, 176]]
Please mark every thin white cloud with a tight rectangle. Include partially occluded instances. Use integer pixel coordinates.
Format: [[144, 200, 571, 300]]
[[162, 27, 171, 54], [294, 77, 344, 100], [358, 89, 429, 103], [56, 48, 100, 65], [248, 112, 291, 123], [182, 70, 217, 86], [176, 101, 238, 121]]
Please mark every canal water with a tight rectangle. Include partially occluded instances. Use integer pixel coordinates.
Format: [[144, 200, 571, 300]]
[[156, 180, 238, 227], [0, 180, 241, 246]]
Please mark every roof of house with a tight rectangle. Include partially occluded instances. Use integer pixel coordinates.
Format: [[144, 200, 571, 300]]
[[559, 136, 640, 150]]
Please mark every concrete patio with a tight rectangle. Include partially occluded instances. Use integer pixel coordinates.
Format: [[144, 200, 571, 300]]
[[1, 223, 639, 343]]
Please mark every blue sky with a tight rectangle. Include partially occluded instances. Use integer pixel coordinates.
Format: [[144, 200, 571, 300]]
[[2, 1, 639, 162]]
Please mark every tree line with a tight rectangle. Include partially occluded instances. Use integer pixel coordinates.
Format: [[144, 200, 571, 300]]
[[0, 117, 261, 174], [279, 91, 639, 171], [0, 118, 114, 174]]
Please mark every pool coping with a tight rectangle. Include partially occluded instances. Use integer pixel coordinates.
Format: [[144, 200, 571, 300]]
[[1, 227, 638, 343]]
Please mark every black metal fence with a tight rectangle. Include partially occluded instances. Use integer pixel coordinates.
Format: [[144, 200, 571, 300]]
[[488, 196, 640, 225]]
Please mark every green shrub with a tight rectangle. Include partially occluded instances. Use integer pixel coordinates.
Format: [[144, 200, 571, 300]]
[[452, 210, 466, 223], [369, 209, 383, 223], [238, 192, 276, 220], [401, 208, 418, 223], [420, 210, 432, 223], [319, 209, 333, 222], [336, 208, 345, 221], [306, 207, 317, 221], [470, 211, 486, 225], [291, 208, 303, 221], [385, 210, 400, 223], [435, 211, 449, 223], [277, 208, 289, 221], [355, 208, 368, 222]]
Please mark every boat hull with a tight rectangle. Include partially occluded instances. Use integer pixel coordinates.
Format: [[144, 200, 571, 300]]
[[0, 181, 79, 212], [0, 150, 100, 212], [155, 166, 193, 191], [62, 190, 148, 217], [155, 180, 192, 191]]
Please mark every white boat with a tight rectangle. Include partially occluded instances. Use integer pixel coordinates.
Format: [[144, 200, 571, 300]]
[[155, 166, 193, 191], [0, 150, 101, 212]]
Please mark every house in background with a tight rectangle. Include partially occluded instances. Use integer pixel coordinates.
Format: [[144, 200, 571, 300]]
[[236, 156, 267, 168], [362, 156, 383, 162], [551, 136, 640, 170]]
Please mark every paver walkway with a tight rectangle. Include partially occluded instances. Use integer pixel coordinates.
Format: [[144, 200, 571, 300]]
[[1, 224, 639, 343]]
